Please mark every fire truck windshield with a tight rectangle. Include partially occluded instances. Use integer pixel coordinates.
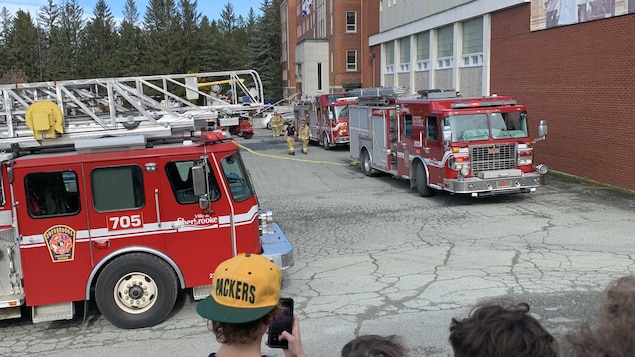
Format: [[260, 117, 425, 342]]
[[221, 153, 254, 202], [333, 105, 350, 121], [445, 111, 529, 142]]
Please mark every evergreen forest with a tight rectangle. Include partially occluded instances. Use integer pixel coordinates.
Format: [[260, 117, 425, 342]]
[[0, 0, 284, 99]]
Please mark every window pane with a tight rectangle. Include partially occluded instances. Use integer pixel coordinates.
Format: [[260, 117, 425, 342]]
[[92, 166, 144, 211], [347, 50, 357, 70], [221, 153, 253, 202], [346, 11, 356, 31], [417, 31, 430, 60], [165, 160, 220, 204], [437, 25, 453, 58], [462, 17, 483, 54], [386, 41, 394, 65], [400, 37, 410, 62], [25, 171, 80, 217]]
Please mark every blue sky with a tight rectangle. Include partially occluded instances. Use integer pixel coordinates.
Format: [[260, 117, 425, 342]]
[[0, 0, 263, 23]]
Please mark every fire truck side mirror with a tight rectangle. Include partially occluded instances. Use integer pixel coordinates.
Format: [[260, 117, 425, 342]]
[[442, 126, 452, 144], [538, 120, 548, 138], [191, 165, 207, 197]]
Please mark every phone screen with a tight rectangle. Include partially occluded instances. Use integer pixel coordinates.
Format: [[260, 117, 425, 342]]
[[267, 297, 294, 349]]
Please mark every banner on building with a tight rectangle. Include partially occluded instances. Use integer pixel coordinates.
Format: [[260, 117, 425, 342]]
[[302, 0, 313, 17], [530, 0, 634, 31]]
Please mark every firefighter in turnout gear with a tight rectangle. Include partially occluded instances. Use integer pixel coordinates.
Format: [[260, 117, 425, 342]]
[[285, 121, 297, 155], [298, 120, 311, 154], [271, 112, 284, 137]]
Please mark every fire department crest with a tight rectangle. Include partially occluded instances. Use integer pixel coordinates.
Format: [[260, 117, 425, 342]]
[[43, 225, 76, 262]]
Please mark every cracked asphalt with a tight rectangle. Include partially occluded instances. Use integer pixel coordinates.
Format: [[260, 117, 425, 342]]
[[1, 128, 633, 356]]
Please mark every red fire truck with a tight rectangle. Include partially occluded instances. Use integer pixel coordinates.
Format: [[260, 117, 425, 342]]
[[0, 72, 293, 329], [294, 93, 357, 149], [349, 89, 548, 197]]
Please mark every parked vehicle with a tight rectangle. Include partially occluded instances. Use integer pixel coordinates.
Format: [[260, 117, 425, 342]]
[[349, 88, 548, 197], [263, 112, 295, 129]]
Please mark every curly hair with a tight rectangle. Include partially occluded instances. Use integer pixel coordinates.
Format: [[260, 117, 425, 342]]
[[449, 302, 558, 357], [209, 304, 283, 345], [341, 335, 408, 357], [563, 276, 635, 357]]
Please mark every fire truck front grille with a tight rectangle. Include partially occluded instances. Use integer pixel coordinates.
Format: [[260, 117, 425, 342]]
[[469, 143, 517, 176]]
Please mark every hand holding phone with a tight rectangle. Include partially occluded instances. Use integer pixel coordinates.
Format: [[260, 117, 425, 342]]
[[267, 297, 294, 349]]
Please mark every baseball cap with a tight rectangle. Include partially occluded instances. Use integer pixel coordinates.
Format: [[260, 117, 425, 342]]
[[197, 253, 282, 323]]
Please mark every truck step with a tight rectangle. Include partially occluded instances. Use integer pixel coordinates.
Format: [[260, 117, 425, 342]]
[[0, 306, 21, 320], [32, 302, 75, 323], [192, 284, 212, 301]]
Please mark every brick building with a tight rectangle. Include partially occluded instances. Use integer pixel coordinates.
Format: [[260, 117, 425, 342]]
[[281, 0, 635, 191], [281, 0, 379, 100], [491, 2, 635, 191]]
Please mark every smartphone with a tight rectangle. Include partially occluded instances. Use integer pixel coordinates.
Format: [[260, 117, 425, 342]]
[[267, 297, 294, 349]]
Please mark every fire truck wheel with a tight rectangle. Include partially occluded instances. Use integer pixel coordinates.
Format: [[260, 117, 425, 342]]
[[415, 163, 434, 197], [95, 253, 178, 329], [361, 150, 375, 177], [322, 134, 331, 150]]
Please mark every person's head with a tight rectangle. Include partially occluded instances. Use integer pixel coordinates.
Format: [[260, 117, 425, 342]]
[[449, 302, 558, 357], [341, 335, 407, 357], [196, 253, 283, 345], [563, 275, 635, 356], [302, 120, 307, 125]]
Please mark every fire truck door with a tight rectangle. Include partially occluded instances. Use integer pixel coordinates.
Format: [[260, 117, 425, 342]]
[[82, 161, 170, 264], [423, 116, 444, 186], [158, 156, 234, 288], [371, 110, 388, 170], [396, 113, 413, 177], [18, 164, 93, 305]]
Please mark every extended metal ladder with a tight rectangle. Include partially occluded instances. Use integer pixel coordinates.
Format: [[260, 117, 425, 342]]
[[0, 70, 264, 150]]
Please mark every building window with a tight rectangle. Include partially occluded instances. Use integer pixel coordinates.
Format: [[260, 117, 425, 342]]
[[416, 31, 430, 71], [346, 51, 357, 71], [461, 17, 484, 67], [346, 11, 356, 32], [317, 63, 322, 90], [437, 25, 453, 69], [399, 36, 410, 72], [385, 41, 394, 73]]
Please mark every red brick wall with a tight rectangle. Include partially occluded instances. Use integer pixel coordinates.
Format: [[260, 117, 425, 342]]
[[490, 5, 635, 191], [328, 0, 362, 91]]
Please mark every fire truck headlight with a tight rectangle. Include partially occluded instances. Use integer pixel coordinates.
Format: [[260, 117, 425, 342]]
[[448, 155, 469, 171], [535, 164, 548, 175], [460, 166, 470, 177], [259, 209, 274, 224]]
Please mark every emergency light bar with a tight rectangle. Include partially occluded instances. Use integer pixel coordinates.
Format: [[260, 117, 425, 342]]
[[336, 97, 358, 104], [450, 99, 517, 109]]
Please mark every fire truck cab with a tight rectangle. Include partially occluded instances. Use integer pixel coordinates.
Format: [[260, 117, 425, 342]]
[[349, 90, 548, 197], [294, 93, 356, 150], [0, 72, 293, 329]]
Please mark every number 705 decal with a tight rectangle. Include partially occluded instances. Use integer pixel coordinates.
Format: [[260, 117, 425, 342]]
[[107, 214, 143, 230]]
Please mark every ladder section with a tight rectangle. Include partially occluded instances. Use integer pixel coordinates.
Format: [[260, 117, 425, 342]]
[[0, 70, 264, 149]]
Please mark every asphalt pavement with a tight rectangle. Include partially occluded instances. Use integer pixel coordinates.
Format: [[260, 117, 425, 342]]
[[1, 127, 633, 356]]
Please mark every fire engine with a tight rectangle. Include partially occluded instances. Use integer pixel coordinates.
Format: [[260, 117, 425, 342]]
[[0, 71, 293, 329], [293, 93, 357, 149], [349, 88, 548, 197]]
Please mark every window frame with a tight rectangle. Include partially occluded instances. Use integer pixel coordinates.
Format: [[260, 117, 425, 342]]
[[346, 11, 356, 33], [346, 50, 357, 71]]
